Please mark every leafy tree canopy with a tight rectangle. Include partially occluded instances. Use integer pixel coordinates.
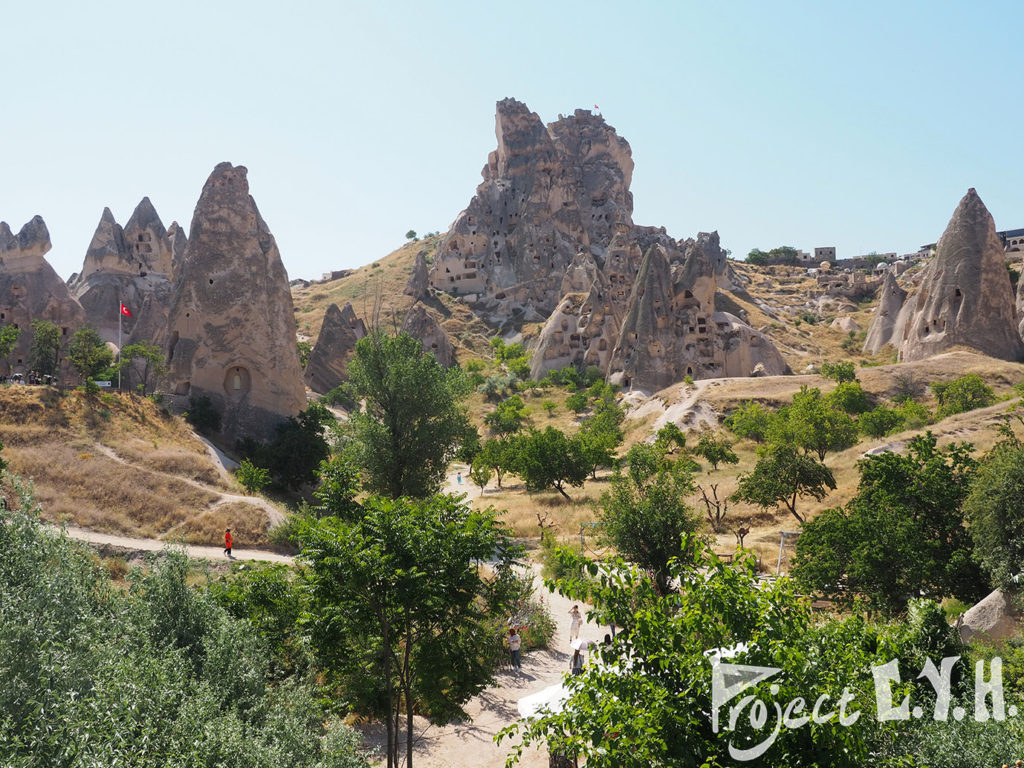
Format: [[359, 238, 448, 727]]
[[793, 432, 985, 615], [67, 326, 113, 382], [345, 331, 472, 498]]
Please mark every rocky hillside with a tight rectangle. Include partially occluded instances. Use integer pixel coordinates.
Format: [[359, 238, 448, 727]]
[[0, 387, 281, 547]]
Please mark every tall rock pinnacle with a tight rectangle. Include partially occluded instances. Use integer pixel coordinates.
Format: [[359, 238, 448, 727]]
[[899, 188, 1024, 362], [165, 163, 306, 440]]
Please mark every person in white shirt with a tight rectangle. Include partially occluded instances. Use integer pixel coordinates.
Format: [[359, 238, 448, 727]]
[[568, 605, 582, 641], [508, 627, 522, 670]]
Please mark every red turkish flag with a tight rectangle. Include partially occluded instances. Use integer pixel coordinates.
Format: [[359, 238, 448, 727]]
[[120, 303, 133, 318]]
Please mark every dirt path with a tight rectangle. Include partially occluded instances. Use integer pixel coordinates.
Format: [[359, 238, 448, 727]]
[[60, 524, 295, 564], [92, 443, 286, 527], [356, 563, 605, 768]]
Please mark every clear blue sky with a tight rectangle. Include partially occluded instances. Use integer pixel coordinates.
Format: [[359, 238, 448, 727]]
[[3, 0, 1022, 281]]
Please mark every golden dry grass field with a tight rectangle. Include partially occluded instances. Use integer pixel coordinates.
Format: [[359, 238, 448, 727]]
[[0, 387, 280, 546]]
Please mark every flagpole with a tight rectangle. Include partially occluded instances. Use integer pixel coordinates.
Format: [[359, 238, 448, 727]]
[[117, 300, 122, 391]]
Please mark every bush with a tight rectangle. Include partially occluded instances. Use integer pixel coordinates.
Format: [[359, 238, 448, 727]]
[[185, 395, 222, 434], [237, 458, 271, 494], [0, 479, 368, 767], [828, 380, 871, 414], [820, 360, 857, 383], [931, 373, 995, 418], [860, 405, 903, 437]]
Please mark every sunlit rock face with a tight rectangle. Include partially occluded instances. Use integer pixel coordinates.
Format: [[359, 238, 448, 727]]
[[165, 162, 306, 440]]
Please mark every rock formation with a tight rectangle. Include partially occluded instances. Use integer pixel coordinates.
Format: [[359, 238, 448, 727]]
[[896, 189, 1024, 362], [164, 162, 306, 441], [0, 216, 86, 377], [303, 302, 366, 394], [404, 249, 429, 299], [862, 271, 909, 354], [69, 199, 180, 348], [401, 303, 455, 367], [435, 99, 784, 391], [429, 99, 635, 321], [959, 589, 1022, 644]]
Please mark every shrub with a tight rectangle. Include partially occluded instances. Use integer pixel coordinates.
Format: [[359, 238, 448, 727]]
[[931, 373, 995, 418], [860, 405, 902, 437], [236, 458, 271, 494], [185, 395, 222, 434]]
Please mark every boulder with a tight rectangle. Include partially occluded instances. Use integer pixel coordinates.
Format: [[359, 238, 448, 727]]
[[898, 189, 1024, 362], [303, 302, 366, 394], [959, 589, 1023, 644], [0, 216, 86, 378], [401, 303, 455, 367], [164, 162, 306, 441], [830, 316, 860, 333]]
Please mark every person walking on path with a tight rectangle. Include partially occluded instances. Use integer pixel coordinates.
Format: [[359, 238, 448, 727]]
[[569, 648, 584, 676], [224, 528, 233, 558], [508, 627, 522, 671], [568, 605, 582, 641]]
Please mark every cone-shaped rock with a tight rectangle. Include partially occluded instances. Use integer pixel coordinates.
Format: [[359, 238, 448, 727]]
[[610, 245, 677, 391], [165, 163, 306, 440], [900, 189, 1024, 362], [863, 270, 909, 354], [303, 302, 366, 394], [70, 200, 177, 348], [404, 249, 429, 299], [0, 216, 86, 377], [401, 303, 455, 367]]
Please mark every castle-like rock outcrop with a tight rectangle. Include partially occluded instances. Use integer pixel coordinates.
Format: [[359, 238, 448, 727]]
[[429, 99, 634, 321], [896, 189, 1023, 363], [165, 163, 306, 440], [303, 302, 366, 394], [0, 217, 86, 377], [69, 199, 180, 348], [434, 99, 785, 391]]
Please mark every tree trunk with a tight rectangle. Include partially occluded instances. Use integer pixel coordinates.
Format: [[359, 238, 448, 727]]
[[555, 482, 571, 501]]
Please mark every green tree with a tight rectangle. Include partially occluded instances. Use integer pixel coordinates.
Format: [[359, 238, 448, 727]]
[[725, 400, 774, 443], [511, 427, 589, 500], [0, 324, 20, 369], [236, 458, 271, 494], [484, 394, 527, 436], [301, 494, 518, 768], [965, 437, 1024, 589], [541, 400, 557, 417], [117, 341, 167, 394], [185, 395, 221, 434], [67, 326, 113, 382], [931, 373, 996, 418], [476, 438, 516, 489], [733, 443, 836, 523], [405, 229, 417, 241], [565, 390, 588, 413], [499, 543, 917, 766], [345, 331, 472, 498], [692, 430, 738, 470], [469, 458, 493, 493], [598, 444, 705, 594], [860, 405, 903, 437], [297, 340, 312, 367], [787, 385, 859, 460], [820, 361, 857, 383], [27, 318, 61, 376], [575, 407, 623, 479], [311, 453, 361, 520], [793, 433, 984, 615], [827, 380, 871, 414], [653, 422, 687, 455]]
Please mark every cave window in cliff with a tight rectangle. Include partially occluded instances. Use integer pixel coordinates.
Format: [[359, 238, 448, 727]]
[[686, 366, 694, 377], [224, 366, 251, 400], [61, 327, 67, 336], [175, 381, 190, 396], [209, 279, 214, 285]]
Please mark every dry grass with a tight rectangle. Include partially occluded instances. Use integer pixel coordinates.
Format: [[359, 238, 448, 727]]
[[10, 441, 221, 537], [168, 501, 271, 548], [0, 387, 243, 541], [104, 436, 233, 490]]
